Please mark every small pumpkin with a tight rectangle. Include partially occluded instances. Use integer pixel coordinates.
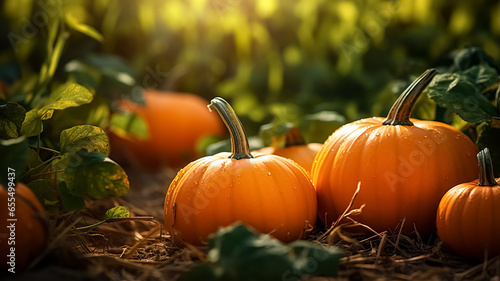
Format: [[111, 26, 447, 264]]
[[164, 97, 317, 245], [0, 183, 47, 270], [311, 69, 479, 235], [436, 148, 500, 259], [109, 90, 225, 170], [253, 127, 322, 173]]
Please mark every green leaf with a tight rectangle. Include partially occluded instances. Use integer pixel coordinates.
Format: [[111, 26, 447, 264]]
[[259, 122, 294, 147], [0, 102, 26, 139], [60, 125, 109, 156], [27, 179, 59, 214], [65, 13, 104, 42], [82, 53, 137, 87], [412, 93, 436, 121], [476, 123, 500, 176], [301, 111, 346, 143], [461, 64, 500, 92], [0, 137, 29, 187], [179, 223, 343, 281], [110, 112, 149, 139], [58, 181, 86, 211], [425, 68, 498, 123], [105, 206, 130, 220], [39, 83, 94, 120], [62, 150, 129, 199], [21, 109, 43, 137], [452, 47, 499, 71]]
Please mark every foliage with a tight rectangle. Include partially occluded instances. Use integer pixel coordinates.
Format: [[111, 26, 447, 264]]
[[0, 1, 130, 213], [424, 48, 500, 174], [178, 223, 343, 281]]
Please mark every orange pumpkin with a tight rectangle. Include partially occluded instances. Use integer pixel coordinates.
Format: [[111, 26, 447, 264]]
[[253, 127, 322, 173], [311, 69, 479, 235], [0, 183, 47, 270], [109, 90, 225, 170], [436, 148, 500, 259], [164, 97, 317, 245]]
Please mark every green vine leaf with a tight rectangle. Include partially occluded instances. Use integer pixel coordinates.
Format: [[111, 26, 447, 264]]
[[65, 13, 103, 42], [110, 111, 149, 139], [21, 83, 94, 137], [62, 150, 129, 200], [21, 109, 43, 137], [0, 102, 26, 140], [425, 64, 499, 123], [39, 83, 94, 120], [105, 206, 130, 220], [60, 125, 109, 156], [179, 223, 343, 281]]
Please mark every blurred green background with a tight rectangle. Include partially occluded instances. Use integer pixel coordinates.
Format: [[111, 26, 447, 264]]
[[1, 0, 500, 142]]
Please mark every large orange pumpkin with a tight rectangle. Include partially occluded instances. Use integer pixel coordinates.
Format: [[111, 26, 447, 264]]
[[164, 98, 317, 245], [311, 69, 479, 235], [109, 90, 225, 170], [253, 127, 322, 173], [436, 148, 500, 259], [0, 183, 47, 270]]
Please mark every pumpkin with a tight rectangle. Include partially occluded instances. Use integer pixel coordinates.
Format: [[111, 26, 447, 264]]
[[436, 148, 500, 259], [164, 97, 317, 245], [109, 90, 225, 170], [311, 69, 479, 235], [0, 183, 47, 270], [253, 127, 322, 173]]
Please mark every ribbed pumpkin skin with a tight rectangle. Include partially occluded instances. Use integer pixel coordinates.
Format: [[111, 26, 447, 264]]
[[165, 152, 317, 245], [0, 183, 47, 270], [254, 143, 322, 173], [311, 117, 479, 235], [436, 180, 500, 259]]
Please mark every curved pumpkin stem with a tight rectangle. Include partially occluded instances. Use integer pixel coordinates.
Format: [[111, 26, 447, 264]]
[[382, 69, 438, 126], [208, 97, 253, 160], [477, 148, 498, 186], [284, 127, 306, 147]]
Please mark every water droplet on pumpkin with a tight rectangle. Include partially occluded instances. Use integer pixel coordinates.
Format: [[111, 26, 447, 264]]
[[226, 195, 230, 199], [386, 133, 391, 137], [267, 172, 272, 176], [201, 180, 204, 184], [194, 181, 198, 185], [424, 135, 428, 139], [375, 133, 380, 137], [456, 134, 461, 140], [279, 190, 283, 193], [187, 198, 191, 201], [293, 186, 297, 190]]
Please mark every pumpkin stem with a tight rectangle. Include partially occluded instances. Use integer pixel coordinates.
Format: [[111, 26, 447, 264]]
[[382, 69, 438, 126], [208, 97, 253, 160], [477, 148, 498, 186], [284, 127, 306, 147]]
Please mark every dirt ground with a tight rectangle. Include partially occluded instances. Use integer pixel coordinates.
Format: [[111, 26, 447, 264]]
[[8, 167, 500, 281]]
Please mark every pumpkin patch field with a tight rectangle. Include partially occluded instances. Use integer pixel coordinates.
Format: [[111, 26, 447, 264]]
[[2, 1, 500, 280]]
